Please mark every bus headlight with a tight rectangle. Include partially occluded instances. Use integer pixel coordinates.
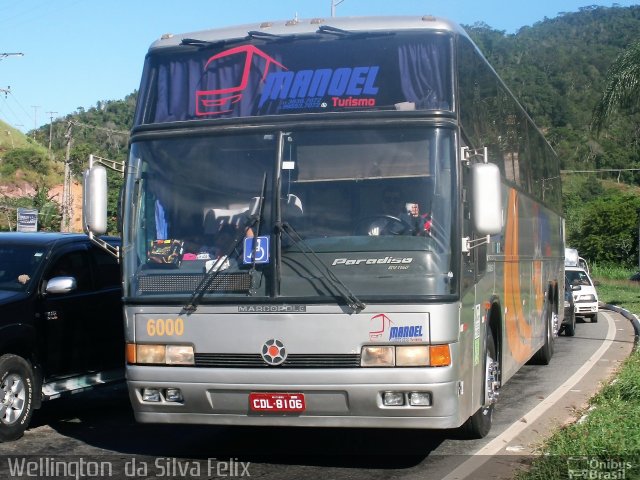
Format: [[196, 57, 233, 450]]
[[136, 344, 166, 364], [361, 346, 394, 367], [129, 344, 195, 366], [396, 346, 429, 366], [361, 345, 450, 367], [166, 345, 195, 365]]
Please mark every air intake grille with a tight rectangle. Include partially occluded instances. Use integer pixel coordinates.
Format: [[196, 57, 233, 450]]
[[137, 273, 251, 294], [195, 353, 361, 368]]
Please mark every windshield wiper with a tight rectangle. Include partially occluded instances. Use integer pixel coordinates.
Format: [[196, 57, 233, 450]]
[[276, 221, 366, 314], [182, 174, 267, 313], [181, 31, 295, 49], [316, 25, 395, 39]]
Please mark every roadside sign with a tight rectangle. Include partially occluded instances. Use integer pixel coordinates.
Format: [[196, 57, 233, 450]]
[[17, 208, 38, 232]]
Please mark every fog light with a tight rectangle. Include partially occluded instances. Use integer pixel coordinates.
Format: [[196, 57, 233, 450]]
[[409, 392, 431, 406], [142, 387, 161, 402], [383, 391, 405, 406], [165, 388, 183, 402]]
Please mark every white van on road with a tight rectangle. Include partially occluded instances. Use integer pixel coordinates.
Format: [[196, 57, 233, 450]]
[[565, 266, 599, 322]]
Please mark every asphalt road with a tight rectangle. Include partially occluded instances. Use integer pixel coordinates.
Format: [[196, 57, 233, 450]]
[[0, 309, 633, 480]]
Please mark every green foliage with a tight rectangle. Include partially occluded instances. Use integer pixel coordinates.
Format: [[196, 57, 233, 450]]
[[0, 147, 50, 177], [576, 193, 640, 267], [466, 5, 640, 178], [592, 39, 640, 134], [564, 177, 640, 267], [517, 347, 640, 479]]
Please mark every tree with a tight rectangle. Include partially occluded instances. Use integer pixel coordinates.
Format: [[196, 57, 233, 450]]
[[574, 192, 640, 267], [591, 40, 640, 134]]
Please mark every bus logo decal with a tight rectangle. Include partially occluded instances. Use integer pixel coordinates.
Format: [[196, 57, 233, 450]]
[[369, 314, 393, 341], [196, 45, 287, 116], [195, 45, 381, 116], [369, 314, 427, 342], [261, 339, 287, 366]]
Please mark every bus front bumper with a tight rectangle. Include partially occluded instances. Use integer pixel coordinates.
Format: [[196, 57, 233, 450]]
[[126, 365, 468, 429]]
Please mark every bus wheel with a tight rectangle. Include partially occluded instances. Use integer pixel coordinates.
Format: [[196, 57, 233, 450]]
[[530, 300, 554, 365], [459, 329, 500, 439], [0, 354, 35, 442]]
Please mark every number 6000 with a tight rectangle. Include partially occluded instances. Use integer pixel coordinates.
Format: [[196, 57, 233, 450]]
[[146, 318, 184, 337]]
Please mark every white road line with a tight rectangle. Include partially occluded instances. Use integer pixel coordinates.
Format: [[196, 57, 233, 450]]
[[441, 312, 617, 480]]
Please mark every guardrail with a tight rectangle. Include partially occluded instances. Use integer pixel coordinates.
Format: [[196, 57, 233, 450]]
[[600, 302, 640, 348]]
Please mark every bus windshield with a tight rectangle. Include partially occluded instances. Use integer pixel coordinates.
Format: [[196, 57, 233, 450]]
[[124, 126, 456, 301]]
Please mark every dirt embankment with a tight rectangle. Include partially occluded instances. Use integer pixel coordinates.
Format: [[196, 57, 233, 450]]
[[1, 181, 84, 232]]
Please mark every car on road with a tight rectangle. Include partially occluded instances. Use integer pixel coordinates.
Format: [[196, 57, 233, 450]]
[[0, 232, 123, 442], [565, 266, 599, 322], [561, 277, 576, 336]]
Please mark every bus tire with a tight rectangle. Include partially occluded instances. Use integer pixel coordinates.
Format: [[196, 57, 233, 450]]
[[0, 354, 35, 442], [459, 328, 499, 439], [530, 300, 554, 365]]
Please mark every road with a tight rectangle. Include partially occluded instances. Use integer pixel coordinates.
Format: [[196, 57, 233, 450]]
[[0, 309, 634, 480]]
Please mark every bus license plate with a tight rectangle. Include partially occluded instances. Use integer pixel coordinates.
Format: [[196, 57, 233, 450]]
[[249, 392, 306, 413]]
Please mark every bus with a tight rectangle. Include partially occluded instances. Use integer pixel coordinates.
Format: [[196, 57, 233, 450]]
[[84, 16, 564, 438]]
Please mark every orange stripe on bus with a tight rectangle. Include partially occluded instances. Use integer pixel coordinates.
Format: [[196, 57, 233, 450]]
[[504, 189, 532, 363]]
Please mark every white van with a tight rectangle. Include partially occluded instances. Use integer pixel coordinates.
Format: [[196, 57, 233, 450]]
[[565, 266, 598, 322], [565, 248, 589, 274]]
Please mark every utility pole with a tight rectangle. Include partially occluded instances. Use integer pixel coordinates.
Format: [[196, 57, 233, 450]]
[[331, 0, 345, 17], [46, 111, 57, 153], [31, 105, 40, 139], [61, 121, 74, 232]]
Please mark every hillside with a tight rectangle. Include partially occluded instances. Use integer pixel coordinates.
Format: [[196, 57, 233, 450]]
[[465, 5, 640, 178], [0, 120, 33, 152]]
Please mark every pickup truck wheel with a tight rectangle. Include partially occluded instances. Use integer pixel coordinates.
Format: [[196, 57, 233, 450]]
[[0, 354, 35, 442]]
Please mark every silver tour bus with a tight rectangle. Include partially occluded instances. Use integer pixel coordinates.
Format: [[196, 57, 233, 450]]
[[84, 16, 564, 438]]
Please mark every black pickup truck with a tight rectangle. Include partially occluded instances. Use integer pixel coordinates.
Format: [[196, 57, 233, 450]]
[[0, 232, 123, 441]]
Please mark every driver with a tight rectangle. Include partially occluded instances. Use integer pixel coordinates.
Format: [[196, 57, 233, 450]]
[[400, 202, 432, 237], [379, 190, 431, 236]]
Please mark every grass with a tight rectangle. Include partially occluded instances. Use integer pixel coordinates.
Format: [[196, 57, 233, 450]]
[[591, 263, 640, 314], [516, 269, 640, 479]]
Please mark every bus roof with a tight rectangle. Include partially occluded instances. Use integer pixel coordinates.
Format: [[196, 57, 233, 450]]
[[149, 15, 468, 51]]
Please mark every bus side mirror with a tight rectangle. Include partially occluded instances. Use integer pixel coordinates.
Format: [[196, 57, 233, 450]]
[[471, 163, 502, 235], [83, 165, 108, 236]]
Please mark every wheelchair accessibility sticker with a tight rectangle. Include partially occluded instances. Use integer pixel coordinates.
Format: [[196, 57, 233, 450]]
[[243, 236, 270, 264]]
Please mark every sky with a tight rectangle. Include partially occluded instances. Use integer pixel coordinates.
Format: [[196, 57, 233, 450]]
[[1, 0, 638, 133]]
